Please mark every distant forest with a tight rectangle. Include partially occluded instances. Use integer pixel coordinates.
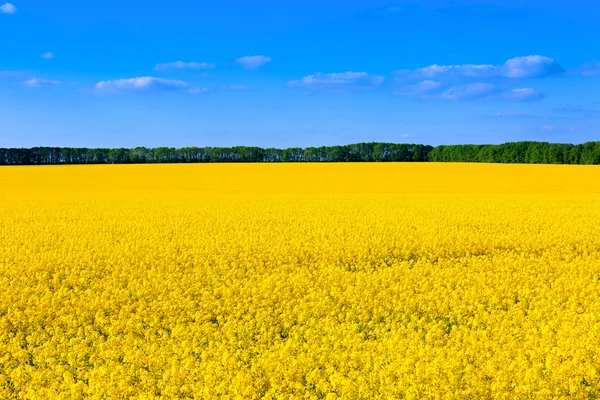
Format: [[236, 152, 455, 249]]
[[1, 141, 599, 165], [428, 141, 600, 165], [0, 143, 432, 164]]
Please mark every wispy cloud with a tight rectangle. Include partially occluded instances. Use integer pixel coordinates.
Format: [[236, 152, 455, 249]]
[[440, 83, 499, 100], [393, 79, 441, 95], [188, 87, 209, 94], [0, 2, 16, 14], [235, 55, 272, 69], [552, 105, 584, 113], [395, 55, 564, 81], [41, 52, 54, 59], [550, 105, 600, 120], [222, 85, 259, 91], [502, 88, 545, 101], [486, 112, 537, 119], [0, 70, 23, 77], [24, 78, 61, 87], [394, 80, 544, 102], [287, 72, 385, 93], [392, 56, 555, 101], [94, 76, 206, 94], [154, 61, 216, 71], [569, 61, 600, 77], [397, 64, 496, 80]]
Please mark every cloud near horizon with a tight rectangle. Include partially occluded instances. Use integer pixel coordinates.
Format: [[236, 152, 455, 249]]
[[94, 77, 207, 94], [154, 61, 216, 70], [287, 72, 385, 93], [235, 55, 272, 69], [0, 2, 16, 14]]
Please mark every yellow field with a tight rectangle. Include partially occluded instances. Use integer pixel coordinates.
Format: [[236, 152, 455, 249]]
[[1, 163, 600, 399]]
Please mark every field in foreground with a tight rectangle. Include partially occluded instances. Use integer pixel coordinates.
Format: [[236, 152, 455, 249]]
[[1, 163, 600, 399]]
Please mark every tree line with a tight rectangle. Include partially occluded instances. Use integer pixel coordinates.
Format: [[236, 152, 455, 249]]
[[0, 143, 432, 165], [0, 141, 599, 165], [427, 141, 600, 165]]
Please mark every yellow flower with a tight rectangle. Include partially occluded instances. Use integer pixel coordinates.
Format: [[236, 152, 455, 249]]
[[1, 163, 599, 398]]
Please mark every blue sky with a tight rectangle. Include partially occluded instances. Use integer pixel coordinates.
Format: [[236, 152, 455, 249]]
[[1, 0, 599, 148]]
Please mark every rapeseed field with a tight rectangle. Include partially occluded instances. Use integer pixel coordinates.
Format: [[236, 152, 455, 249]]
[[1, 163, 600, 399]]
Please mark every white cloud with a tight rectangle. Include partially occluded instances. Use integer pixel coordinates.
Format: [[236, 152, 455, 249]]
[[502, 88, 545, 101], [235, 55, 272, 69], [413, 80, 442, 91], [287, 72, 385, 93], [154, 61, 216, 70], [401, 64, 497, 80], [396, 55, 564, 81], [541, 125, 553, 131], [94, 76, 206, 94], [440, 83, 499, 100], [41, 52, 54, 59], [24, 78, 61, 87], [0, 2, 16, 14], [95, 76, 187, 91], [393, 79, 442, 95], [502, 56, 564, 79]]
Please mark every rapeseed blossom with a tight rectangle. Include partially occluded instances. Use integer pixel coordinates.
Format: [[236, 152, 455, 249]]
[[1, 163, 599, 398]]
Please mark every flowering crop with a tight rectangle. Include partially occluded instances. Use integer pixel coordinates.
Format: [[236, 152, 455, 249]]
[[1, 163, 600, 399]]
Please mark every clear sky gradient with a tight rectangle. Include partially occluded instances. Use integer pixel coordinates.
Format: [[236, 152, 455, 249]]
[[1, 0, 599, 148]]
